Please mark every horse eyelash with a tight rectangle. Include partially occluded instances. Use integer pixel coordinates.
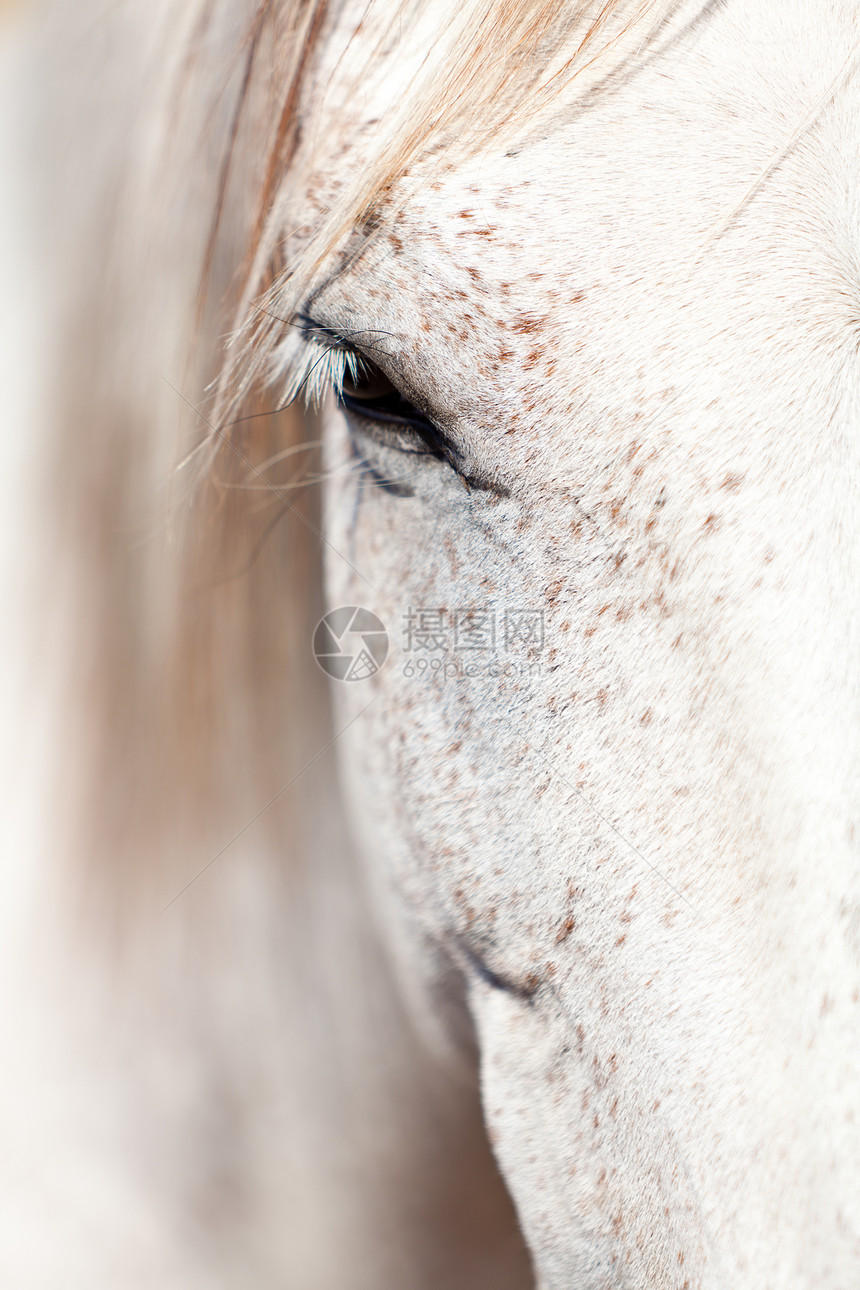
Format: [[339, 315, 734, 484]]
[[279, 315, 389, 409], [281, 333, 360, 407]]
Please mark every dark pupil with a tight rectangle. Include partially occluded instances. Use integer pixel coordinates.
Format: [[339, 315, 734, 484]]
[[341, 365, 394, 401], [340, 362, 437, 435]]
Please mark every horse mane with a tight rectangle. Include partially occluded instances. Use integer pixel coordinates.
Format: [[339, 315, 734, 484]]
[[35, 0, 670, 948]]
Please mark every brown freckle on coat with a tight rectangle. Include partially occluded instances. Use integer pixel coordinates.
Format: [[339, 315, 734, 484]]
[[615, 933, 627, 946], [453, 887, 478, 926], [513, 315, 540, 334], [555, 917, 575, 944], [702, 512, 720, 532], [457, 209, 474, 219], [640, 708, 653, 725], [525, 347, 543, 368], [596, 688, 609, 707], [720, 472, 744, 490]]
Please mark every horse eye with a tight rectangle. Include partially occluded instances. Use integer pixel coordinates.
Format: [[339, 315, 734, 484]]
[[339, 360, 439, 439]]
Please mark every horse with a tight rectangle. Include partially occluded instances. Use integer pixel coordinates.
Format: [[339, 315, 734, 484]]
[[1, 0, 859, 1285]]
